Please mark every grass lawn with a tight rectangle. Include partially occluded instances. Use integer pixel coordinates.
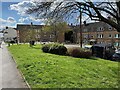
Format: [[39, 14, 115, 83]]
[[8, 44, 118, 88]]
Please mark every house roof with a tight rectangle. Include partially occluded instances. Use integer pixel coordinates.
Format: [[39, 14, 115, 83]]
[[17, 24, 44, 30], [82, 21, 115, 32]]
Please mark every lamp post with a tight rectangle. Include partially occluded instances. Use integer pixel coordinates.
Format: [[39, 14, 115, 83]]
[[79, 7, 82, 48]]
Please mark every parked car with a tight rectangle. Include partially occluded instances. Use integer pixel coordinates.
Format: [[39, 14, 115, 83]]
[[112, 51, 120, 61]]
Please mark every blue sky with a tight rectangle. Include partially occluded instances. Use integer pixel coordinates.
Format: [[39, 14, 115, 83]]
[[0, 0, 90, 31], [2, 2, 19, 21], [1, 0, 99, 31], [0, 0, 45, 31], [1, 0, 108, 31]]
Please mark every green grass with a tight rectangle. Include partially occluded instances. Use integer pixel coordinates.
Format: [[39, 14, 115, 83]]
[[8, 44, 118, 88]]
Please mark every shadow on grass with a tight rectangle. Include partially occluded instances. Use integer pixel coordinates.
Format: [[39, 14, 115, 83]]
[[89, 57, 99, 60], [32, 47, 41, 49], [29, 45, 41, 50]]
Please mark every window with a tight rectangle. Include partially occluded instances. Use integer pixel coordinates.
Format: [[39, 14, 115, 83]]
[[97, 34, 103, 38], [91, 35, 94, 38], [107, 24, 112, 30], [114, 34, 120, 38], [97, 27, 104, 31], [108, 26, 112, 30], [114, 42, 120, 47], [100, 27, 104, 31], [109, 34, 112, 38], [101, 34, 103, 38]]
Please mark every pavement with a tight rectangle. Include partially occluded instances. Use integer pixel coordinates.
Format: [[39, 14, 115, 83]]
[[64, 44, 80, 48], [0, 43, 2, 89], [0, 42, 29, 89]]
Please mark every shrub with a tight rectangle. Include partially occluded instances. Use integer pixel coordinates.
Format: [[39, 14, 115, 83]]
[[67, 47, 92, 58], [41, 44, 51, 53], [58, 45, 67, 55], [49, 43, 59, 54], [42, 43, 67, 55]]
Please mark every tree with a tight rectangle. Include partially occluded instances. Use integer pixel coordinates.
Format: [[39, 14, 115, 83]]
[[26, 0, 120, 32], [43, 19, 71, 42], [19, 24, 36, 44]]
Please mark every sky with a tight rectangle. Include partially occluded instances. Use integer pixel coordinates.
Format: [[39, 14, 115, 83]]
[[0, 0, 114, 32], [0, 0, 99, 31], [0, 0, 80, 31], [0, 0, 46, 31]]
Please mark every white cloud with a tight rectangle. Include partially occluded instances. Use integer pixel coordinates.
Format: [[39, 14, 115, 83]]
[[29, 16, 47, 22], [18, 16, 47, 24], [0, 17, 16, 29], [10, 0, 47, 24], [40, 22, 45, 25], [0, 18, 7, 24], [18, 17, 27, 23], [0, 17, 16, 24], [7, 17, 16, 23], [1, 0, 26, 2], [10, 1, 36, 16]]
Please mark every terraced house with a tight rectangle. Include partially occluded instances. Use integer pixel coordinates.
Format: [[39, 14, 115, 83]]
[[82, 22, 120, 47], [16, 23, 65, 43], [16, 22, 120, 47]]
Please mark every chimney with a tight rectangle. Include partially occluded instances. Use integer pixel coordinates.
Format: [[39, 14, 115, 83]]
[[6, 26, 8, 29], [31, 22, 33, 25], [84, 21, 86, 26]]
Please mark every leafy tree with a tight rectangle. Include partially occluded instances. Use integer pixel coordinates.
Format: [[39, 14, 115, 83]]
[[26, 0, 120, 32], [43, 19, 71, 42], [19, 25, 36, 44]]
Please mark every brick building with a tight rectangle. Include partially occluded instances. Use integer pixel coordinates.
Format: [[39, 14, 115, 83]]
[[16, 22, 120, 47], [17, 24, 64, 43], [82, 22, 120, 47]]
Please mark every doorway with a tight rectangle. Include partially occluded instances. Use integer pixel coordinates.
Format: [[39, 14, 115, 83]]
[[65, 31, 73, 43]]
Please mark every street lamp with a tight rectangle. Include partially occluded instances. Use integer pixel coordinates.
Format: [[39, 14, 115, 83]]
[[79, 7, 82, 48]]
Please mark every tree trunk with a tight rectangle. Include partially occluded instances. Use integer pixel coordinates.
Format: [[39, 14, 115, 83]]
[[117, 1, 120, 32], [54, 31, 58, 42], [54, 25, 58, 42]]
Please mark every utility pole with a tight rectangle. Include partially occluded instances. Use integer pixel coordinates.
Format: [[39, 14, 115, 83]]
[[79, 7, 82, 48]]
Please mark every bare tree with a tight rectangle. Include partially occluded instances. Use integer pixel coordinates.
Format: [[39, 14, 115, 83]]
[[26, 0, 120, 32]]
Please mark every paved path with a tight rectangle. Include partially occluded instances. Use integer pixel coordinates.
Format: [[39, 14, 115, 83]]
[[65, 44, 80, 48], [0, 43, 2, 90], [1, 42, 29, 89]]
